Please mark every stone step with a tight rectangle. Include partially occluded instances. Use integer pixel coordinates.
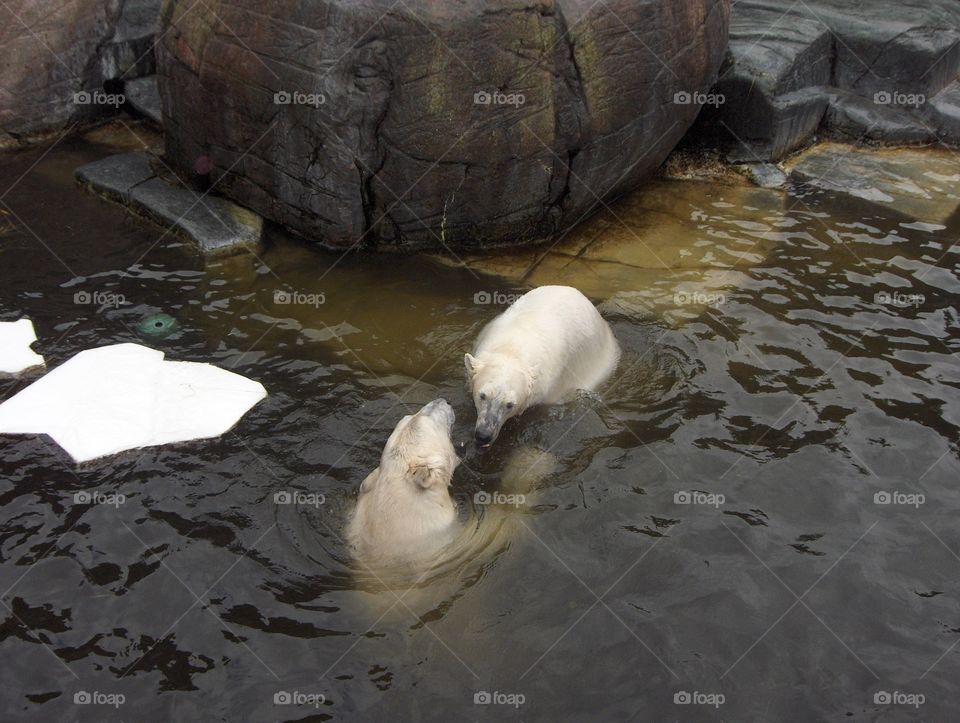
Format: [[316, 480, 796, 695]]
[[75, 152, 263, 256], [823, 89, 933, 145]]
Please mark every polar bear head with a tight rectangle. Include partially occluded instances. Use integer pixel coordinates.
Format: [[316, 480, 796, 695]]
[[347, 399, 460, 565], [376, 398, 459, 489], [464, 353, 533, 447]]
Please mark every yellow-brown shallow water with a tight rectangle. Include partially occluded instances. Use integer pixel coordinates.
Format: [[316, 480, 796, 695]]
[[1, 129, 959, 721]]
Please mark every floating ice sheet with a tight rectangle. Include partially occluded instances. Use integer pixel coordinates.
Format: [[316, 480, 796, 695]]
[[0, 343, 267, 463], [0, 319, 45, 374]]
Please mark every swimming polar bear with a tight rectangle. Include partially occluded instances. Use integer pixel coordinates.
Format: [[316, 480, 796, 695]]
[[465, 285, 620, 446], [347, 399, 460, 567], [345, 398, 557, 589]]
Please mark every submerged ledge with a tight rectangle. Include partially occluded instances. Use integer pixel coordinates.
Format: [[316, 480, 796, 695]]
[[75, 152, 264, 257]]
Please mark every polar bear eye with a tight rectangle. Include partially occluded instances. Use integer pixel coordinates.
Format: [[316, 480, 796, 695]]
[[479, 393, 486, 401], [506, 402, 515, 410]]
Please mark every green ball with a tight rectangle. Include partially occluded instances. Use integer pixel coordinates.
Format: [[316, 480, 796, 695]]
[[138, 313, 179, 337]]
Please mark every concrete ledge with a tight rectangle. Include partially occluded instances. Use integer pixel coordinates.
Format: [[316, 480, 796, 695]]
[[75, 152, 263, 256]]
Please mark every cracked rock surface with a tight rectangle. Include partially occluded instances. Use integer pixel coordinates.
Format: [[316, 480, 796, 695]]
[[157, 0, 731, 250]]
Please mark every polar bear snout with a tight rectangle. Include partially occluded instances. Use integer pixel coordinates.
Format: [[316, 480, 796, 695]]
[[474, 407, 506, 447], [420, 397, 455, 431]]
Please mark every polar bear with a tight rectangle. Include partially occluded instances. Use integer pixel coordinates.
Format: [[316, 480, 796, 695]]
[[465, 285, 620, 447], [347, 399, 461, 566]]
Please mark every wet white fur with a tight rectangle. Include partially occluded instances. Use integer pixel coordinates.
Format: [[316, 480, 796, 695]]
[[467, 285, 620, 411], [347, 402, 460, 566]]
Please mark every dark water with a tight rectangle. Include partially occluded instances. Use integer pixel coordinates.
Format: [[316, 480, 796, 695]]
[[1, 133, 959, 722]]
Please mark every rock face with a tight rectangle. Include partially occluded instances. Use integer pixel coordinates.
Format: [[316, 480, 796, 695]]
[[0, 0, 160, 148], [157, 0, 731, 250], [705, 0, 960, 161]]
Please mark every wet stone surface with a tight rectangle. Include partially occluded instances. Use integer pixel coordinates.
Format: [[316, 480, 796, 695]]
[[75, 152, 263, 255]]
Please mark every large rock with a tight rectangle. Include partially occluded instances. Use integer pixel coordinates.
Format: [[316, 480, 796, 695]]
[[157, 0, 731, 250], [705, 0, 960, 161], [0, 0, 160, 148]]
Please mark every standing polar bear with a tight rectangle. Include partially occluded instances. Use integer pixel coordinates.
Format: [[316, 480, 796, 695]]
[[466, 285, 620, 446]]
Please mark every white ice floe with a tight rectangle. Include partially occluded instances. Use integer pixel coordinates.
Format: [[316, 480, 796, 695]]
[[0, 319, 45, 374], [0, 343, 267, 463]]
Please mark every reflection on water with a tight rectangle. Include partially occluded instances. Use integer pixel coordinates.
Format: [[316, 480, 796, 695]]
[[0, 131, 959, 720]]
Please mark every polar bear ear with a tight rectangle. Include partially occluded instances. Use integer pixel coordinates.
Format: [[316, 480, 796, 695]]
[[408, 456, 448, 489], [464, 353, 481, 379], [359, 467, 380, 495]]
